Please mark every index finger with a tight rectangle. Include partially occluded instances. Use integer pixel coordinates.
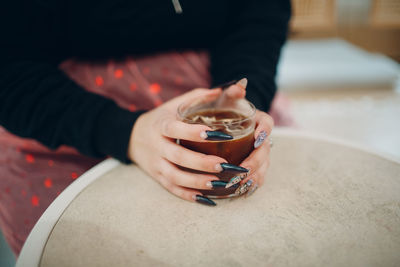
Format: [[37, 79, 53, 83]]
[[161, 118, 212, 142]]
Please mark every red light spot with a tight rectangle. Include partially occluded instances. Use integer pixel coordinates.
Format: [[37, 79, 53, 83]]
[[21, 189, 26, 197], [114, 69, 123, 79], [129, 83, 137, 91], [174, 76, 183, 85], [57, 191, 61, 196], [128, 104, 137, 112], [154, 99, 163, 107], [150, 83, 161, 94], [24, 219, 30, 225], [143, 67, 150, 75], [48, 160, 54, 167], [44, 178, 53, 188], [71, 172, 78, 180], [31, 195, 39, 207], [95, 76, 104, 86], [25, 154, 35, 163], [5, 187, 11, 194]]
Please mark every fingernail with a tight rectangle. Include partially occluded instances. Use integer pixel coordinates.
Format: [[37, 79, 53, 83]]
[[215, 80, 238, 90], [235, 179, 253, 196], [220, 163, 249, 173], [205, 130, 233, 141], [254, 131, 268, 148], [246, 183, 258, 198], [194, 195, 216, 206], [237, 78, 248, 89], [225, 172, 248, 188], [208, 180, 228, 188]]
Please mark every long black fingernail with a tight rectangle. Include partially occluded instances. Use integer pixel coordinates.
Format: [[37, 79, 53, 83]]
[[205, 130, 233, 141], [220, 163, 249, 173], [210, 180, 228, 188], [195, 195, 216, 206], [215, 80, 238, 90]]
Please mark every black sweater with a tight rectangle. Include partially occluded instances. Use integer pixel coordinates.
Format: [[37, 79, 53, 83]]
[[0, 0, 290, 162]]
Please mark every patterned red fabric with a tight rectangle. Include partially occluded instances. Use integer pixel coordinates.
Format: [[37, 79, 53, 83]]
[[0, 51, 293, 256]]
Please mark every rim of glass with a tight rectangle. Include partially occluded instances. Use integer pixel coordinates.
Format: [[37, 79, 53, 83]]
[[177, 98, 256, 126]]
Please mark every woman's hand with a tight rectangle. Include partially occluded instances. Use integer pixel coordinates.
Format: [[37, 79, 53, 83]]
[[216, 79, 274, 197], [128, 80, 274, 205], [234, 109, 273, 196], [128, 88, 230, 206]]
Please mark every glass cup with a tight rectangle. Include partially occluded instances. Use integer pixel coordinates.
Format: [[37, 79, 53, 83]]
[[177, 95, 256, 198]]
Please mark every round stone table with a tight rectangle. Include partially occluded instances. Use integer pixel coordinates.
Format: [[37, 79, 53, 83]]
[[17, 129, 400, 267]]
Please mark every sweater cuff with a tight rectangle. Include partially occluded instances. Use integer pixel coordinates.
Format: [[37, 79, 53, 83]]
[[244, 77, 276, 112], [93, 102, 146, 164]]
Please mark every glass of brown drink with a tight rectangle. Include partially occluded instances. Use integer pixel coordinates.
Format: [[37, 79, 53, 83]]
[[177, 95, 256, 198]]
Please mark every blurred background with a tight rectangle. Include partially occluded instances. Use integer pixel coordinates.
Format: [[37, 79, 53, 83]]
[[276, 0, 400, 161], [1, 0, 399, 265]]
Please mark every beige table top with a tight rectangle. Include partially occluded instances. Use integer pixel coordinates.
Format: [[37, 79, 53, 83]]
[[37, 130, 400, 267]]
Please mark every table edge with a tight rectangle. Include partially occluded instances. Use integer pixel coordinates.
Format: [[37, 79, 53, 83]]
[[16, 158, 121, 267]]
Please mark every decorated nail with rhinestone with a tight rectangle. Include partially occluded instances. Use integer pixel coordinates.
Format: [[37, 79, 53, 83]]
[[225, 172, 248, 188], [235, 179, 254, 196], [254, 131, 267, 148]]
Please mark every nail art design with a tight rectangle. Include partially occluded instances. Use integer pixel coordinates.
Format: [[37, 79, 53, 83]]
[[246, 183, 258, 198], [215, 80, 238, 90], [225, 172, 248, 188], [205, 130, 233, 141], [235, 179, 253, 196], [254, 131, 268, 148], [210, 180, 228, 188], [195, 195, 216, 206], [220, 163, 249, 173]]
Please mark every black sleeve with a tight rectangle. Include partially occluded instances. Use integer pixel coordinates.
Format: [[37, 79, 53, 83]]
[[210, 0, 291, 112], [0, 59, 145, 163], [0, 2, 144, 163]]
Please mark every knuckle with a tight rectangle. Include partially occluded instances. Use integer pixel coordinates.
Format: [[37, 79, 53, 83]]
[[161, 165, 174, 180], [169, 146, 182, 164], [158, 176, 171, 189], [161, 120, 172, 136]]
